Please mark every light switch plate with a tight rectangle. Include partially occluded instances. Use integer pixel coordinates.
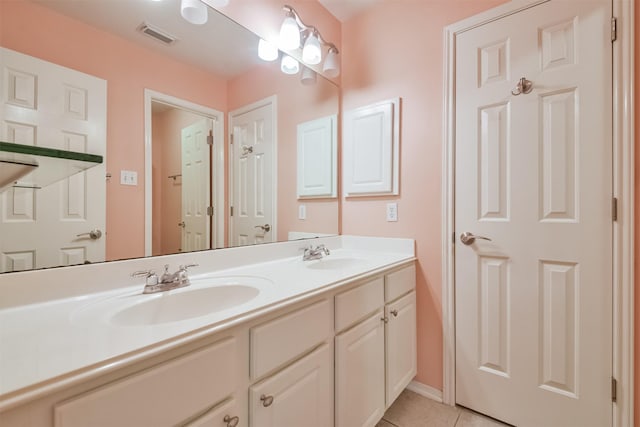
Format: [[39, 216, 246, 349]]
[[120, 170, 138, 186], [298, 204, 307, 220], [386, 203, 398, 222]]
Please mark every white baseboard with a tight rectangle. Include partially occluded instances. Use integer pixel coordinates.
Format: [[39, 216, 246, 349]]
[[406, 381, 444, 403]]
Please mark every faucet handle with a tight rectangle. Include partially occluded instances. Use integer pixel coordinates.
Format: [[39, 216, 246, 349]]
[[179, 263, 199, 271], [131, 270, 158, 287]]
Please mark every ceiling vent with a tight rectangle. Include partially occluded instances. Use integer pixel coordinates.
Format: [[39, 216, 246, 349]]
[[138, 23, 177, 45]]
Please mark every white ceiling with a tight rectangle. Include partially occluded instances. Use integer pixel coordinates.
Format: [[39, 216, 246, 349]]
[[318, 0, 381, 22], [32, 0, 263, 78]]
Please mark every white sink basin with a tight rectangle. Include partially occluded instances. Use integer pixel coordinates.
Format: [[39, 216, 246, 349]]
[[110, 285, 260, 326], [305, 257, 367, 270], [72, 276, 271, 327]]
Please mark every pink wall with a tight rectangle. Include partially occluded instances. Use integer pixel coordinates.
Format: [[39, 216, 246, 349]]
[[227, 62, 340, 241], [634, 2, 640, 424], [1, 0, 228, 261], [340, 0, 508, 391]]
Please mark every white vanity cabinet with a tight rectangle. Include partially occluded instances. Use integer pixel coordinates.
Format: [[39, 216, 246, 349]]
[[249, 343, 333, 427], [334, 264, 417, 427], [0, 260, 416, 427], [54, 336, 241, 427], [248, 299, 333, 427]]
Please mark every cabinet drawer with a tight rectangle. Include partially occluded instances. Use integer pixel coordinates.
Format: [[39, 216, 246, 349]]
[[385, 264, 416, 302], [250, 299, 331, 379], [335, 277, 384, 332], [55, 337, 237, 427]]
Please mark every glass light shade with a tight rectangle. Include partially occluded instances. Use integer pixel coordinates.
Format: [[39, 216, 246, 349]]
[[300, 67, 317, 85], [258, 39, 278, 62], [302, 33, 322, 65], [281, 55, 300, 75], [322, 49, 340, 78], [207, 0, 229, 7], [181, 0, 208, 25], [279, 16, 301, 50]]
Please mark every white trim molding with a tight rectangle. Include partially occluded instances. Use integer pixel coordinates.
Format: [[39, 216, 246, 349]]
[[406, 381, 443, 403], [441, 2, 634, 426], [143, 89, 225, 255]]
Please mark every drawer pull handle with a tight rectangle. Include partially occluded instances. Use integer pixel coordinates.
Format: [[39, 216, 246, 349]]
[[381, 316, 389, 324], [223, 415, 240, 427], [260, 394, 274, 407], [391, 309, 398, 317]]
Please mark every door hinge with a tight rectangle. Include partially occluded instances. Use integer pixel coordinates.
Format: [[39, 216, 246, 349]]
[[230, 133, 234, 145], [611, 17, 617, 42], [612, 377, 617, 402], [612, 197, 618, 221], [207, 133, 213, 146], [207, 206, 213, 216], [452, 232, 456, 244], [230, 206, 234, 217]]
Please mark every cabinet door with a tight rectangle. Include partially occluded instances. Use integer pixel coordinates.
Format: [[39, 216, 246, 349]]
[[249, 343, 332, 427], [335, 311, 385, 427], [183, 398, 241, 427], [385, 291, 417, 407]]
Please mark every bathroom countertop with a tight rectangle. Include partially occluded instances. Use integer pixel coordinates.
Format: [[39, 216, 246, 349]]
[[0, 235, 415, 411]]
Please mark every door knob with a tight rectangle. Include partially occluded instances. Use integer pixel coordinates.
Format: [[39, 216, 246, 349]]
[[460, 232, 492, 246], [260, 394, 274, 407], [223, 415, 239, 427], [255, 224, 271, 233], [76, 229, 102, 240]]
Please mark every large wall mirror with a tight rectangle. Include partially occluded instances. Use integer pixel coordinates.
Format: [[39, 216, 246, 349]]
[[0, 0, 339, 273]]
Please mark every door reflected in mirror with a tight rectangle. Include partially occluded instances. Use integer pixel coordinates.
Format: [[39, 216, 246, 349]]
[[0, 0, 339, 272]]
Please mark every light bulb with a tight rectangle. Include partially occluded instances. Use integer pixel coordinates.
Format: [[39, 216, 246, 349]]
[[300, 67, 317, 85], [258, 39, 279, 62], [302, 32, 322, 65], [322, 47, 340, 78], [181, 0, 208, 25], [281, 55, 300, 75], [279, 15, 300, 50]]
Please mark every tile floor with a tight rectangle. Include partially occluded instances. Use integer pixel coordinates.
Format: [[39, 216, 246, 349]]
[[377, 390, 509, 427]]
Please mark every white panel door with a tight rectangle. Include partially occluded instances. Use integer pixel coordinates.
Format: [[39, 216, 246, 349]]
[[0, 48, 106, 272], [454, 1, 612, 426], [230, 101, 274, 247], [297, 115, 337, 198], [181, 118, 212, 252]]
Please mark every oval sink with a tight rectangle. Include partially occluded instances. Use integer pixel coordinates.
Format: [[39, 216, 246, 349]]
[[110, 285, 260, 326], [305, 257, 366, 270]]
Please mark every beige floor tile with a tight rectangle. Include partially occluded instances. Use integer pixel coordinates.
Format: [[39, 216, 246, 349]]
[[376, 419, 398, 427], [383, 390, 461, 427], [455, 409, 510, 427]]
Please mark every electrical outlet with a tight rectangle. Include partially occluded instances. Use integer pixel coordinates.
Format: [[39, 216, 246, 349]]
[[386, 203, 398, 222], [120, 170, 138, 186], [298, 204, 306, 220]]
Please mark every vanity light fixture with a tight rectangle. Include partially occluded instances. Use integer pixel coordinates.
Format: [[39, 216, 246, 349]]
[[258, 39, 279, 61], [180, 0, 208, 25], [275, 5, 340, 78], [281, 55, 300, 74]]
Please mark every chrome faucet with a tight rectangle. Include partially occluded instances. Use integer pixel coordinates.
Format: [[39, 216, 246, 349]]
[[302, 244, 330, 261], [132, 263, 198, 294]]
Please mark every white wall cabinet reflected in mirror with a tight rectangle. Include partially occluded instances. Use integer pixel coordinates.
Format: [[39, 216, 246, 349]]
[[343, 98, 400, 197], [296, 114, 337, 199]]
